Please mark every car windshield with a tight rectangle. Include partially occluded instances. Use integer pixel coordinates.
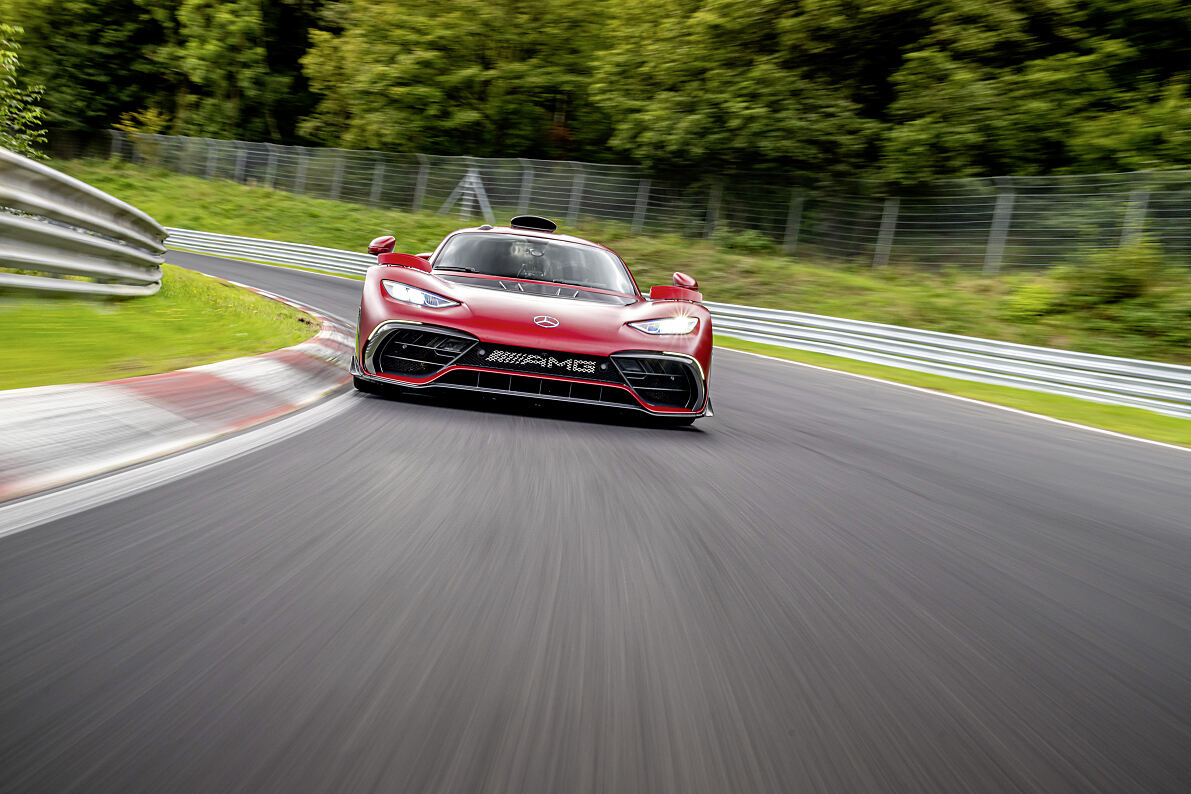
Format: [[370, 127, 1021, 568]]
[[433, 233, 636, 294]]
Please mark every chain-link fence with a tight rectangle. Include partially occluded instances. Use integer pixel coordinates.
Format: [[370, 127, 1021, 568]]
[[102, 131, 1191, 272]]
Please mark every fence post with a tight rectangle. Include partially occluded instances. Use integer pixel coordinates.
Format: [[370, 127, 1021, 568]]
[[330, 150, 345, 200], [204, 138, 217, 179], [984, 177, 1015, 275], [705, 181, 724, 238], [471, 168, 496, 224], [632, 179, 651, 234], [295, 149, 308, 194], [370, 159, 386, 206], [873, 197, 899, 267], [412, 154, 429, 212], [458, 158, 477, 219], [567, 165, 585, 226], [265, 144, 277, 189], [109, 130, 123, 160], [518, 158, 534, 215], [1120, 180, 1150, 247], [782, 189, 805, 255], [234, 145, 247, 183]]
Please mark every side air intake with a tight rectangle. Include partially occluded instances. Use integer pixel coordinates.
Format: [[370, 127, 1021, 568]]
[[611, 353, 703, 410], [369, 325, 476, 376]]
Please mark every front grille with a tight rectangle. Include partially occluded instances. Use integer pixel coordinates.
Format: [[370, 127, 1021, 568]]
[[612, 354, 701, 409], [454, 344, 623, 384], [375, 327, 475, 376], [435, 370, 639, 407]]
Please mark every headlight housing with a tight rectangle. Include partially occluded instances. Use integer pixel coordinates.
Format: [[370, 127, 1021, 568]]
[[628, 316, 699, 335], [382, 280, 459, 308]]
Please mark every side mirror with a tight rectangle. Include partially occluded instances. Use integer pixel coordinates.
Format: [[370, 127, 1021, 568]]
[[378, 252, 432, 272], [650, 271, 702, 301], [368, 236, 396, 255], [649, 284, 703, 302]]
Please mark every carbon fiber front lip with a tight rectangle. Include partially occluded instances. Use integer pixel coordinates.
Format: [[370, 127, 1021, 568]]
[[350, 358, 707, 417]]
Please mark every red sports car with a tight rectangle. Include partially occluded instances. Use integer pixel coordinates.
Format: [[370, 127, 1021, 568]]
[[350, 216, 712, 424]]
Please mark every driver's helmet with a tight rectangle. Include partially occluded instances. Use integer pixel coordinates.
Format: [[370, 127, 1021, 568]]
[[509, 238, 549, 279]]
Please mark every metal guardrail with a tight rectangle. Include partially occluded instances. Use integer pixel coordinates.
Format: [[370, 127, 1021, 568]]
[[165, 227, 374, 276], [165, 228, 1191, 419], [0, 148, 166, 295], [708, 303, 1191, 419]]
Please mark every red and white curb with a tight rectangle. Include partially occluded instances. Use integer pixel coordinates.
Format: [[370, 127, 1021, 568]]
[[0, 280, 353, 503]]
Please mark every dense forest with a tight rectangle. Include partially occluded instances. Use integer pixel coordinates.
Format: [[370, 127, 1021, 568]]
[[2, 0, 1191, 183]]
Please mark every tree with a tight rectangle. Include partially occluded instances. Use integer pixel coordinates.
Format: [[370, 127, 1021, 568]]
[[141, 0, 321, 141], [1067, 81, 1191, 173], [877, 0, 1191, 182], [590, 0, 882, 180], [0, 23, 45, 158], [300, 0, 609, 159], [0, 0, 163, 134]]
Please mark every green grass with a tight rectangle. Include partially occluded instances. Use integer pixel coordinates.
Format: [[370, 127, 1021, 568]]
[[0, 264, 318, 389], [715, 336, 1190, 448], [54, 158, 1190, 366]]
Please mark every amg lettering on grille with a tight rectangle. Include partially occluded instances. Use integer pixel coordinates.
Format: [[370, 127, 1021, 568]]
[[486, 349, 597, 375]]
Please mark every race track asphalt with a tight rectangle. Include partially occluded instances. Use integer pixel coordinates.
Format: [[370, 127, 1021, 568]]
[[0, 252, 1188, 793]]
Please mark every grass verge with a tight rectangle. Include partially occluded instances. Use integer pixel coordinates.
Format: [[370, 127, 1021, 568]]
[[1, 264, 318, 390], [714, 336, 1191, 448]]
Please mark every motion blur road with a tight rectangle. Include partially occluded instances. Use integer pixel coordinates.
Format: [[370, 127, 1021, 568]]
[[1, 252, 1188, 793]]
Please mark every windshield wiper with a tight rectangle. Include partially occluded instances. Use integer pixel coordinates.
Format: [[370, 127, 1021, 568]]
[[434, 265, 475, 272]]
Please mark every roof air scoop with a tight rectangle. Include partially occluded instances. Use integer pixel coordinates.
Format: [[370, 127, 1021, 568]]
[[509, 215, 558, 233]]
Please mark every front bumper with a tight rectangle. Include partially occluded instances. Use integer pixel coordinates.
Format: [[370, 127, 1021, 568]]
[[354, 321, 709, 417]]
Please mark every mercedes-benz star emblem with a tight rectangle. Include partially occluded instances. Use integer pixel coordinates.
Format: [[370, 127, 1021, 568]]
[[534, 315, 560, 328]]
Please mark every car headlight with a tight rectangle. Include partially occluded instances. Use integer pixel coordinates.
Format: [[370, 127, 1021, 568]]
[[382, 280, 459, 308], [628, 316, 699, 335]]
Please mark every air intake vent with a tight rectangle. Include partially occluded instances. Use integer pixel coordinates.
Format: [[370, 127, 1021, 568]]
[[509, 215, 558, 233], [374, 327, 476, 376], [611, 354, 702, 410]]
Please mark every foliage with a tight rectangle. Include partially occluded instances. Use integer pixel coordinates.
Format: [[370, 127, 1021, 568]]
[[114, 107, 172, 135], [589, 0, 878, 179], [999, 278, 1062, 321], [0, 0, 321, 141], [712, 228, 776, 255], [300, 0, 609, 159], [0, 1, 162, 134], [143, 0, 314, 140], [1055, 241, 1165, 305], [878, 1, 1191, 182], [996, 241, 1191, 355], [0, 23, 46, 158]]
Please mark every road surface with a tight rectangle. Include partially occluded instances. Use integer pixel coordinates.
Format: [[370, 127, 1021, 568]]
[[1, 252, 1188, 793]]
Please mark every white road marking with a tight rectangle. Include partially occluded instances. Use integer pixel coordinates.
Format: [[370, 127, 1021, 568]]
[[0, 393, 355, 539]]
